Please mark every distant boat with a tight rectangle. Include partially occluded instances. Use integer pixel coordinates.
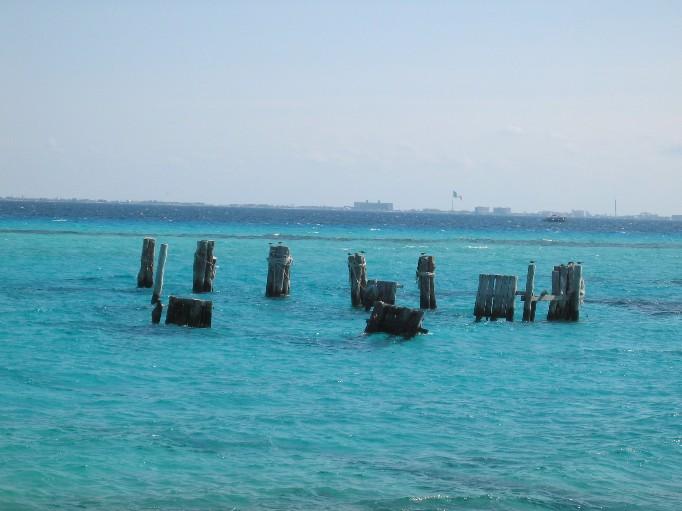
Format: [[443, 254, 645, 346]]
[[543, 214, 566, 223]]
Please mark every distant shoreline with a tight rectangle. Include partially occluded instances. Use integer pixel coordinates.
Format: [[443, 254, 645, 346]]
[[0, 197, 679, 221]]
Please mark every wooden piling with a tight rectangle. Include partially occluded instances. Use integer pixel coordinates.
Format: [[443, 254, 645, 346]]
[[504, 276, 518, 321], [490, 276, 506, 320], [522, 262, 536, 322], [362, 280, 397, 311], [474, 274, 489, 321], [266, 244, 292, 297], [483, 275, 495, 319], [570, 263, 583, 321], [548, 266, 560, 319], [136, 237, 155, 288], [193, 240, 208, 293], [365, 301, 427, 338], [348, 252, 367, 307], [165, 296, 212, 328], [203, 240, 217, 292], [416, 255, 436, 309], [151, 243, 168, 305]]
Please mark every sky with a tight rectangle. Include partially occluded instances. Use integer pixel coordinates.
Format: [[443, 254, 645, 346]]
[[1, 1, 681, 215]]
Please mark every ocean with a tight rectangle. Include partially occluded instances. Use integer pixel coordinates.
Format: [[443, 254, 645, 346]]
[[0, 201, 680, 510]]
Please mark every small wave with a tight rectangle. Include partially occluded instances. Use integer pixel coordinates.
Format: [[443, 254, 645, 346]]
[[467, 245, 489, 249], [51, 218, 68, 222]]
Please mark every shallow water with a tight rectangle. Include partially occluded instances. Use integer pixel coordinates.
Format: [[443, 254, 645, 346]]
[[0, 202, 680, 510]]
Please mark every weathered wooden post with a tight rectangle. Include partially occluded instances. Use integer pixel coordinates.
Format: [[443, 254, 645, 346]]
[[193, 240, 208, 293], [266, 244, 292, 297], [193, 240, 216, 293], [365, 301, 427, 338], [137, 237, 155, 288], [165, 296, 212, 328], [203, 240, 217, 292], [474, 274, 493, 321], [416, 254, 436, 309], [348, 252, 367, 307], [151, 243, 168, 305], [522, 261, 536, 322], [547, 266, 560, 320], [569, 263, 584, 321]]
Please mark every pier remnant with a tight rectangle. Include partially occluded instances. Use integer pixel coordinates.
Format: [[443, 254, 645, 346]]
[[365, 301, 427, 338], [266, 244, 292, 297], [151, 243, 168, 305], [476, 262, 585, 322], [165, 296, 212, 328], [362, 280, 397, 311], [193, 240, 217, 293], [348, 252, 367, 307], [474, 274, 518, 321], [416, 254, 436, 309], [137, 237, 155, 288]]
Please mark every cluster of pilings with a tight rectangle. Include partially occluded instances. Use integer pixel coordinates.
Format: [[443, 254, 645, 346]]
[[138, 238, 215, 328], [474, 261, 585, 322], [346, 251, 433, 337], [136, 238, 585, 334], [347, 252, 436, 312]]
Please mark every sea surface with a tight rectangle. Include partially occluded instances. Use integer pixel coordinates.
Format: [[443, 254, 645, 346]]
[[0, 201, 680, 511]]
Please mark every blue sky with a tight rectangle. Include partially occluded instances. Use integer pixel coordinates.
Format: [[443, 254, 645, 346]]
[[1, 1, 681, 214]]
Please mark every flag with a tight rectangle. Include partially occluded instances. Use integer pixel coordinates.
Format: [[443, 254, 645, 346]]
[[452, 190, 463, 200]]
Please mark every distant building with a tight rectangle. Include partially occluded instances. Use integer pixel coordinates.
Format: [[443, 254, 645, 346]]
[[474, 206, 491, 215], [353, 200, 393, 212], [493, 207, 511, 215], [571, 210, 587, 218]]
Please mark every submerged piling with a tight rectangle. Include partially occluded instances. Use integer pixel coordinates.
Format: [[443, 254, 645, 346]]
[[137, 237, 155, 288], [151, 301, 163, 324], [166, 296, 212, 328], [416, 254, 436, 309], [266, 244, 292, 297], [365, 301, 427, 338]]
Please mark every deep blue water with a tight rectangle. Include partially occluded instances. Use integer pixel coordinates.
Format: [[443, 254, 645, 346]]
[[0, 201, 680, 510]]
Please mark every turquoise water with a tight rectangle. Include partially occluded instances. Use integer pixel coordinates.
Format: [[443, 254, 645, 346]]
[[0, 204, 680, 510]]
